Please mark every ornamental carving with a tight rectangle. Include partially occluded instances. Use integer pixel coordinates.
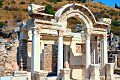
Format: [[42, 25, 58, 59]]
[[32, 29, 40, 35], [85, 29, 91, 40]]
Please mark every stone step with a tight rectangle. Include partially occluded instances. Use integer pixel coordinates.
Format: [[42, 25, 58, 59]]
[[114, 68, 120, 75], [46, 76, 57, 80]]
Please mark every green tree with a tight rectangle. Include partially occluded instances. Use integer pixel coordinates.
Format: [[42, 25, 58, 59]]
[[49, 0, 61, 3], [0, 1, 3, 8], [45, 4, 55, 15], [112, 20, 120, 26], [0, 22, 5, 28]]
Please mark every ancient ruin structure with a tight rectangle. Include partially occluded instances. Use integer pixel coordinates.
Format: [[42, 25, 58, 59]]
[[17, 3, 119, 80]]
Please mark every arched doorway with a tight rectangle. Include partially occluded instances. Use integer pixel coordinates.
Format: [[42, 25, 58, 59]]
[[55, 3, 96, 79]]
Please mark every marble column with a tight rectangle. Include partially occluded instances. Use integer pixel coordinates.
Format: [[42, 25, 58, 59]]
[[90, 64, 100, 80], [103, 34, 108, 64], [113, 54, 117, 69], [105, 63, 115, 80], [40, 41, 44, 70], [85, 29, 91, 80], [31, 29, 41, 79], [101, 34, 108, 67], [64, 45, 69, 68], [94, 36, 98, 64], [100, 34, 108, 76], [57, 31, 63, 77]]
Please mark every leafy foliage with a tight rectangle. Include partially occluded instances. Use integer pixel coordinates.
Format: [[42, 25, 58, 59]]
[[112, 20, 120, 26], [45, 4, 55, 15], [0, 21, 5, 28], [49, 0, 62, 3], [0, 1, 3, 8]]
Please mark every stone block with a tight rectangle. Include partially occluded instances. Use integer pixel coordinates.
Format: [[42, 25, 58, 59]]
[[60, 68, 70, 80], [89, 64, 100, 80], [105, 63, 115, 80], [13, 71, 27, 76], [33, 70, 48, 80]]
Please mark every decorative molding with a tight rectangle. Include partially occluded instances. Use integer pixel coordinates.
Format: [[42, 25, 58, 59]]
[[84, 29, 91, 40], [32, 29, 40, 35], [103, 34, 107, 41], [58, 31, 63, 37]]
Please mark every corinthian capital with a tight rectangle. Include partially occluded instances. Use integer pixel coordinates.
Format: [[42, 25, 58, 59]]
[[58, 31, 63, 37], [103, 34, 107, 40], [32, 29, 40, 35], [84, 29, 91, 40]]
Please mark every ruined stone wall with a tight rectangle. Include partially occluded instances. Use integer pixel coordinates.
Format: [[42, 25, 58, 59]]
[[44, 44, 57, 73], [0, 39, 19, 76], [26, 42, 58, 73]]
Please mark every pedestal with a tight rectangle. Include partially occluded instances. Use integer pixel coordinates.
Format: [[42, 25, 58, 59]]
[[13, 71, 27, 76], [60, 68, 70, 80], [105, 63, 115, 80], [90, 64, 100, 80], [34, 71, 48, 80]]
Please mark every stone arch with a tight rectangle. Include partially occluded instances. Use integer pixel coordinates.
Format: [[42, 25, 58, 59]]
[[55, 3, 96, 29]]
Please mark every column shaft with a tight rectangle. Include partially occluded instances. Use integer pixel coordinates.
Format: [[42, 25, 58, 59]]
[[31, 29, 40, 78], [85, 30, 91, 79], [40, 41, 44, 70], [100, 34, 108, 77], [103, 35, 108, 64], [57, 35, 63, 76], [64, 45, 69, 68], [101, 35, 108, 67], [100, 40, 104, 67]]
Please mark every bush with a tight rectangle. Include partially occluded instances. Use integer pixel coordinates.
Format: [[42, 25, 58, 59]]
[[19, 1, 26, 4], [112, 20, 120, 26], [0, 22, 5, 28], [0, 1, 3, 8], [45, 4, 55, 15], [109, 10, 119, 16], [49, 0, 61, 3], [101, 13, 110, 18]]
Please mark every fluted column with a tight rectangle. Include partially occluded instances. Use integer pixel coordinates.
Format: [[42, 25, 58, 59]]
[[40, 41, 44, 70], [31, 29, 41, 79], [85, 29, 91, 80], [103, 34, 108, 64], [57, 31, 63, 77], [64, 45, 69, 68], [101, 34, 108, 67], [100, 34, 108, 77]]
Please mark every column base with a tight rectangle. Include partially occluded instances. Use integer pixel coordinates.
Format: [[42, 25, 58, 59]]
[[90, 64, 100, 80], [33, 70, 48, 80], [59, 68, 70, 80], [105, 63, 115, 80], [13, 71, 27, 76]]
